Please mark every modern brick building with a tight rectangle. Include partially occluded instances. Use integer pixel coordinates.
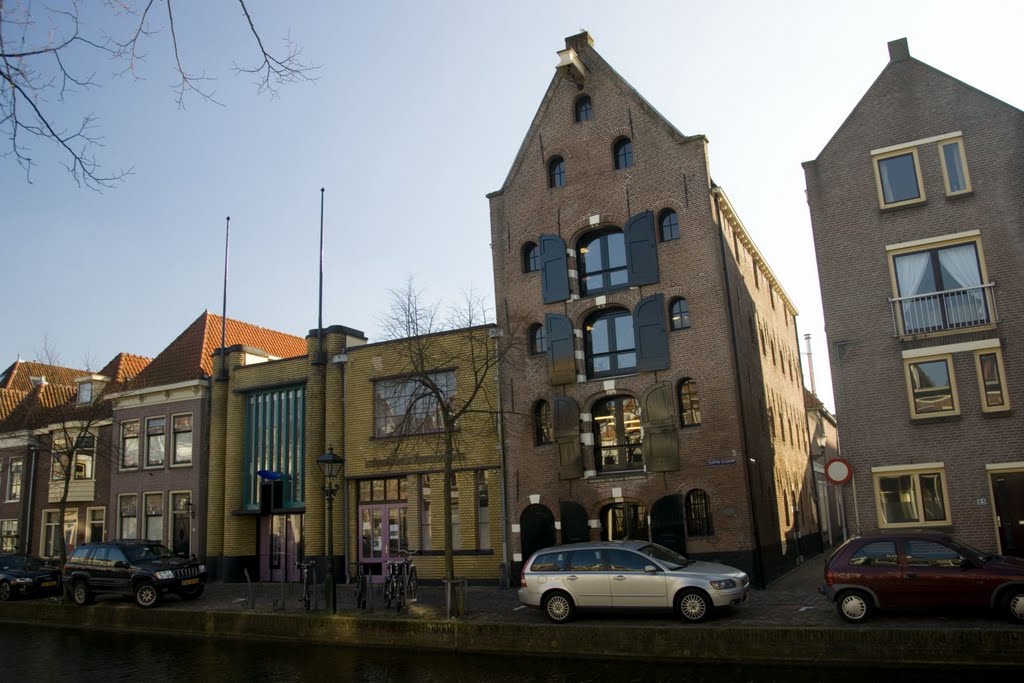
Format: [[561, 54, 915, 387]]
[[489, 32, 814, 585], [803, 38, 1024, 556], [208, 323, 505, 584]]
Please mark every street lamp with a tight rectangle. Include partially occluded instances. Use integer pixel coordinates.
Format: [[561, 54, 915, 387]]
[[317, 445, 344, 613]]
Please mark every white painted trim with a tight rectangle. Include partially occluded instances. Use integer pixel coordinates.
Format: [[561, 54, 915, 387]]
[[554, 521, 562, 530], [885, 229, 980, 253], [602, 379, 616, 391], [871, 462, 944, 473], [513, 552, 523, 562], [511, 523, 520, 533], [529, 494, 540, 504], [589, 214, 601, 225], [985, 462, 1024, 471], [871, 131, 963, 156], [588, 519, 600, 529], [109, 379, 208, 400], [902, 339, 999, 359], [595, 295, 607, 306], [580, 433, 594, 446]]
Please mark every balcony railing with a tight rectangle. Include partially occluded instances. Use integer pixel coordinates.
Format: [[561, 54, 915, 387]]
[[890, 283, 997, 336]]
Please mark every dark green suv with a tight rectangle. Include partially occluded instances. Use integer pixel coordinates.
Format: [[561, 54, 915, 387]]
[[63, 540, 207, 608]]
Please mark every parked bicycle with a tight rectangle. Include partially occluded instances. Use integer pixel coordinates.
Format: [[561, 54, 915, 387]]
[[352, 562, 368, 610], [382, 549, 418, 613], [296, 559, 317, 611]]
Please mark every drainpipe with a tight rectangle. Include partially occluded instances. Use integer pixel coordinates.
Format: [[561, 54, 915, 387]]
[[24, 442, 38, 554], [712, 188, 767, 588], [495, 336, 512, 589]]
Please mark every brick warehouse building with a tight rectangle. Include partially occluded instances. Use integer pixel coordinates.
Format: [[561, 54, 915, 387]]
[[804, 39, 1024, 556], [489, 32, 814, 585]]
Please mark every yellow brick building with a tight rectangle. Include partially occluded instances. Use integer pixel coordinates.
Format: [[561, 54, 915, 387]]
[[207, 324, 506, 584]]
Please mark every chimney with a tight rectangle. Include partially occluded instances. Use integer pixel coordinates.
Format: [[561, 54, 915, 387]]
[[888, 38, 910, 63], [804, 333, 816, 395], [564, 31, 595, 52]]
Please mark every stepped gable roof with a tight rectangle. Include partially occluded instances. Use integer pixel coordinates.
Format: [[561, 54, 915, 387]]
[[134, 311, 308, 387], [0, 360, 90, 392]]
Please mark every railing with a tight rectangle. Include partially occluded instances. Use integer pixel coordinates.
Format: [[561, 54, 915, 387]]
[[890, 283, 997, 336]]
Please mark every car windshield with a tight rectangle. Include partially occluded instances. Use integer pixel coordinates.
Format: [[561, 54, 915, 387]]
[[124, 544, 176, 562], [635, 543, 690, 569]]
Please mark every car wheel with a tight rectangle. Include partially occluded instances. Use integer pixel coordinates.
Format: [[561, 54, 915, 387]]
[[179, 585, 205, 600], [836, 589, 873, 623], [72, 580, 94, 606], [1000, 588, 1024, 623], [542, 590, 575, 624], [134, 583, 160, 608], [675, 588, 711, 623], [0, 581, 11, 602]]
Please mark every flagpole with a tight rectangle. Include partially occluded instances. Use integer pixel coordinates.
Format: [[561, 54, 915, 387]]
[[317, 188, 325, 362], [220, 216, 230, 378]]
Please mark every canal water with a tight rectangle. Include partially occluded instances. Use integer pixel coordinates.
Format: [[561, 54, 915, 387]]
[[0, 622, 1012, 682]]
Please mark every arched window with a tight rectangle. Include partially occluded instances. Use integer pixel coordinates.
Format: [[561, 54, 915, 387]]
[[574, 95, 592, 122], [533, 400, 553, 445], [528, 323, 546, 355], [584, 308, 636, 378], [522, 242, 540, 273], [659, 209, 679, 242], [577, 228, 627, 295], [548, 156, 566, 188], [669, 298, 690, 331], [679, 378, 701, 426], [613, 137, 633, 170], [684, 489, 713, 536], [592, 396, 642, 473]]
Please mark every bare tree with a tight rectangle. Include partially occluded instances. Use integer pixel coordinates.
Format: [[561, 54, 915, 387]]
[[378, 278, 522, 615], [0, 0, 316, 189]]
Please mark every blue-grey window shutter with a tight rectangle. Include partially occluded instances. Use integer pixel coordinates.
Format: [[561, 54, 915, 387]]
[[625, 210, 659, 286], [553, 395, 583, 479], [634, 293, 669, 372], [539, 234, 570, 303], [545, 313, 576, 385], [642, 382, 679, 472]]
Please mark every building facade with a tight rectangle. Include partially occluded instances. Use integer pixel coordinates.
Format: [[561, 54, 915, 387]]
[[489, 32, 815, 585], [804, 39, 1024, 556]]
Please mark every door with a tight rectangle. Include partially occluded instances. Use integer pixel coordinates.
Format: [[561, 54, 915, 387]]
[[259, 514, 302, 582], [607, 548, 667, 608], [991, 471, 1024, 558], [171, 493, 191, 557], [358, 503, 407, 584], [564, 548, 611, 607], [900, 539, 990, 609]]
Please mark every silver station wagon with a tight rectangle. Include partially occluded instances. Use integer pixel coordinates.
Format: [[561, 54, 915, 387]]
[[518, 540, 750, 623]]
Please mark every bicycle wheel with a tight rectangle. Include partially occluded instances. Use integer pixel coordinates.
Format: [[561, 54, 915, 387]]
[[395, 576, 405, 613], [382, 576, 394, 609], [407, 567, 418, 601], [355, 575, 366, 610]]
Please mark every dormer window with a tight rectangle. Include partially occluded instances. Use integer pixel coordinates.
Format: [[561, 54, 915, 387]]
[[77, 382, 92, 405], [29, 376, 46, 387]]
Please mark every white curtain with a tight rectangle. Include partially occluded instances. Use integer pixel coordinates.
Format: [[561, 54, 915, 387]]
[[895, 252, 939, 332], [938, 244, 985, 326]]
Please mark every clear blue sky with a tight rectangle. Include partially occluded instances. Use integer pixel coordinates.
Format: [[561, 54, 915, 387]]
[[3, 1, 1023, 412]]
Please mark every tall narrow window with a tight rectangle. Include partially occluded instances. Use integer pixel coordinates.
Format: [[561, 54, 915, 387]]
[[529, 324, 547, 355], [613, 137, 633, 170], [975, 349, 1009, 411], [119, 494, 138, 539], [450, 472, 461, 551], [578, 228, 628, 295], [574, 95, 592, 122], [548, 156, 566, 188], [584, 308, 636, 378], [939, 138, 971, 196], [146, 417, 165, 467], [522, 242, 540, 273], [121, 421, 139, 469], [172, 414, 193, 465], [684, 489, 713, 536], [144, 493, 163, 542], [0, 520, 17, 552], [592, 396, 643, 473], [659, 209, 679, 242], [669, 298, 690, 330], [5, 457, 22, 501], [679, 379, 702, 427], [533, 400, 553, 445], [420, 475, 432, 551], [87, 508, 105, 543], [476, 471, 490, 551]]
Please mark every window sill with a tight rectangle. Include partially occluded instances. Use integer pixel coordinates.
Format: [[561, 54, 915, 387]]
[[585, 371, 640, 382], [118, 467, 140, 473], [909, 413, 961, 424], [143, 464, 166, 470], [592, 470, 647, 481], [897, 323, 996, 342], [169, 462, 193, 468], [982, 408, 1012, 418], [945, 190, 973, 201], [880, 198, 927, 212]]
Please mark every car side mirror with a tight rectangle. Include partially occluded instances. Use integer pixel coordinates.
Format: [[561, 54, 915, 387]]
[[114, 561, 129, 569], [644, 565, 659, 573]]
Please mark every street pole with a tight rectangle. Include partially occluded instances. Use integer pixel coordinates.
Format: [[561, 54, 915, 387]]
[[325, 481, 336, 613]]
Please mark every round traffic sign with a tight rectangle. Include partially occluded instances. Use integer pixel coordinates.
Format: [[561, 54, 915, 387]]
[[825, 458, 852, 485]]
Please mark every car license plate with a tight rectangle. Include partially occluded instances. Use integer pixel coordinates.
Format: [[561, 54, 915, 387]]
[[182, 578, 200, 586], [41, 580, 57, 587]]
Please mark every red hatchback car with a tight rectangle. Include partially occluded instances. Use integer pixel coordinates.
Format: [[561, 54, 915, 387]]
[[820, 531, 1024, 624]]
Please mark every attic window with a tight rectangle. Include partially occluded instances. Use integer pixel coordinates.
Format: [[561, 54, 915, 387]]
[[29, 376, 46, 387], [77, 382, 92, 404], [548, 156, 566, 188], [575, 96, 592, 122], [613, 138, 633, 170]]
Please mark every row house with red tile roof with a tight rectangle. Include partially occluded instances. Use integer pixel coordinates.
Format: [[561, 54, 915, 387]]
[[106, 312, 307, 562]]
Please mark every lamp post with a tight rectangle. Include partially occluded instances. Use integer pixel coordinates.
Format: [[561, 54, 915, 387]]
[[317, 446, 344, 613]]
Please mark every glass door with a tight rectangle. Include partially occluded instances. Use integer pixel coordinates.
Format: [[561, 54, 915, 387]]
[[359, 503, 407, 583]]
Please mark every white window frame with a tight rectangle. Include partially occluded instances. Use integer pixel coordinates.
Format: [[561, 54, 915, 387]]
[[0, 519, 18, 552], [5, 456, 23, 502], [938, 137, 972, 197], [86, 506, 106, 544], [171, 413, 194, 467], [143, 491, 164, 544], [974, 347, 1010, 413], [873, 146, 925, 210], [145, 417, 166, 469], [40, 508, 78, 558], [872, 463, 951, 528], [118, 493, 138, 540], [120, 419, 140, 471]]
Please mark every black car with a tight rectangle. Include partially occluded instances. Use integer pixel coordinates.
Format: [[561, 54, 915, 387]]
[[63, 540, 207, 608], [0, 553, 61, 601]]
